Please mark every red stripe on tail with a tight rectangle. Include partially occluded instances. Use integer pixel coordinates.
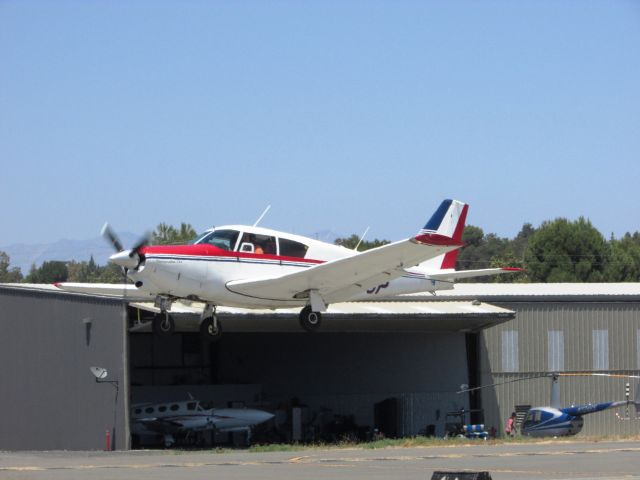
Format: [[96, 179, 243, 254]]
[[440, 204, 468, 269]]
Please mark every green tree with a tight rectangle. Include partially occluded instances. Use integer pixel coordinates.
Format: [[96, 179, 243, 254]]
[[152, 222, 197, 245], [25, 260, 69, 283], [456, 226, 510, 271], [0, 251, 23, 282], [334, 234, 390, 251], [524, 217, 608, 282], [66, 256, 103, 282], [604, 232, 640, 281], [98, 262, 127, 283]]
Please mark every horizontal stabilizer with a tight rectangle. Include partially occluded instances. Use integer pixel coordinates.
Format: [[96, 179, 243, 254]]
[[428, 267, 522, 282]]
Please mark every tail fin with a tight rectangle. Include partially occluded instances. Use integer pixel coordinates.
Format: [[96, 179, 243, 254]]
[[420, 199, 468, 239], [418, 199, 468, 270]]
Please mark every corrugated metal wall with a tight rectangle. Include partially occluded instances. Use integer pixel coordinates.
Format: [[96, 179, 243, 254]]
[[479, 301, 640, 436], [0, 287, 130, 450]]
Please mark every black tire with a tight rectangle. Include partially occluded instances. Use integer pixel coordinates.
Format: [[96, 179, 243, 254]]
[[299, 305, 322, 332], [200, 316, 223, 342], [152, 313, 175, 336]]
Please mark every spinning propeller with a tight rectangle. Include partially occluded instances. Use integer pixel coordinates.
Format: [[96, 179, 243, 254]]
[[102, 223, 150, 271]]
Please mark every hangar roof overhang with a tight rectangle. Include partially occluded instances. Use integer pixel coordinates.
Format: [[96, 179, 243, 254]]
[[402, 283, 640, 303], [0, 284, 514, 333], [129, 300, 515, 333]]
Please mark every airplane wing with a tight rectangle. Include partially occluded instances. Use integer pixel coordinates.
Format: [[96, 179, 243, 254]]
[[54, 282, 155, 300], [135, 417, 190, 434], [226, 233, 462, 307], [428, 267, 522, 282]]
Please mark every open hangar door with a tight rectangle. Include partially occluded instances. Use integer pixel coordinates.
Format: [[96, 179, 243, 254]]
[[127, 301, 514, 446]]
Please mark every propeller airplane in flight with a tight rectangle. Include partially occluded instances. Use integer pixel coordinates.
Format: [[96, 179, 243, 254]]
[[56, 199, 519, 340]]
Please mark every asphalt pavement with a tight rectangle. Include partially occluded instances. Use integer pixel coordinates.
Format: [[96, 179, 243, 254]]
[[1, 439, 640, 480]]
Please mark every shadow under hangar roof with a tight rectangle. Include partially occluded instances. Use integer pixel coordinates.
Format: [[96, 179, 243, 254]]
[[0, 284, 514, 334]]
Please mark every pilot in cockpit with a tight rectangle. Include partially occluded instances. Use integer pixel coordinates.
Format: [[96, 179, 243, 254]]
[[242, 233, 264, 254]]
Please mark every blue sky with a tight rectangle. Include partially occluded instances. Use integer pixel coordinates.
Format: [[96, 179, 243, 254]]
[[1, 1, 639, 246]]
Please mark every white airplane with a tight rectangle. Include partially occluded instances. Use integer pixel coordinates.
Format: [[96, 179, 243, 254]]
[[131, 398, 274, 447], [56, 199, 519, 339]]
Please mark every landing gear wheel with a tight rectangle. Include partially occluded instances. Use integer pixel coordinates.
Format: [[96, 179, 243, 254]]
[[299, 305, 322, 332], [153, 313, 175, 336], [200, 316, 222, 342]]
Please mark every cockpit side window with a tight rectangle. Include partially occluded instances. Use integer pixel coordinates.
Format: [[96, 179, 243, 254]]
[[279, 238, 309, 258], [239, 233, 276, 255], [196, 230, 240, 251]]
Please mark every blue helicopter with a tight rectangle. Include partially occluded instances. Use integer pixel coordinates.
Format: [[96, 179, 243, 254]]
[[460, 373, 640, 437]]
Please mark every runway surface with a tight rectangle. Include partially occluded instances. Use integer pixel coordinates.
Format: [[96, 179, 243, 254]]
[[1, 440, 639, 480]]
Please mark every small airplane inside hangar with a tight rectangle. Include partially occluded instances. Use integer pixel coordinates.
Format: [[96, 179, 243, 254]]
[[0, 283, 514, 450]]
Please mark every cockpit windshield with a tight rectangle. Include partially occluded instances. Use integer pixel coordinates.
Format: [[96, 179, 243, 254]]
[[194, 229, 240, 251]]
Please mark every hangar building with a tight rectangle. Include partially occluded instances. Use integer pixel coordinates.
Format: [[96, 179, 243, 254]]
[[0, 283, 512, 450], [431, 284, 640, 436], [1, 283, 639, 449]]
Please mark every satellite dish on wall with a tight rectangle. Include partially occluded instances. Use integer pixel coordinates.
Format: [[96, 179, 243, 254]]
[[90, 366, 108, 380]]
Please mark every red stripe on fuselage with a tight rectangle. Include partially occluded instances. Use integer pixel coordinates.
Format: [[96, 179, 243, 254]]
[[140, 244, 325, 265]]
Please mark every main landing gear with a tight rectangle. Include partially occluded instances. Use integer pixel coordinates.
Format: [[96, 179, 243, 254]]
[[150, 298, 222, 342], [152, 311, 175, 336], [200, 304, 222, 342], [298, 290, 327, 332], [299, 305, 322, 332]]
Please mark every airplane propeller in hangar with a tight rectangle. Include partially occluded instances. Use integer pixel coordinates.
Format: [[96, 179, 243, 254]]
[[459, 372, 640, 437]]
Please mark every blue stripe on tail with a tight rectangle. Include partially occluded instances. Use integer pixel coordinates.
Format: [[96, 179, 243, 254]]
[[423, 199, 452, 232]]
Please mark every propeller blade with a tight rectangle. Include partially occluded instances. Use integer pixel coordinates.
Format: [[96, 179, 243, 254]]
[[101, 223, 124, 252], [129, 231, 151, 257]]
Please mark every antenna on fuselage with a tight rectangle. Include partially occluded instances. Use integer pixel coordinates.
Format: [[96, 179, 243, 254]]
[[354, 226, 370, 251], [253, 205, 271, 227]]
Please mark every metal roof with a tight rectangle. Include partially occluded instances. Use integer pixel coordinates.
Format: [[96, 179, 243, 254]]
[[1, 283, 514, 333], [403, 283, 640, 302]]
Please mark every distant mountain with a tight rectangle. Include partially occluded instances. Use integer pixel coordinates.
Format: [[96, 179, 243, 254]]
[[1, 230, 342, 275], [0, 233, 138, 275]]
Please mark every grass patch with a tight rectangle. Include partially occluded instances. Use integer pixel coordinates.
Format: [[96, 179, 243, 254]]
[[246, 434, 640, 453], [161, 434, 640, 455]]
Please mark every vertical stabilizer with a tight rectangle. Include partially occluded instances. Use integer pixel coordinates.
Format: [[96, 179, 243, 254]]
[[418, 199, 468, 271]]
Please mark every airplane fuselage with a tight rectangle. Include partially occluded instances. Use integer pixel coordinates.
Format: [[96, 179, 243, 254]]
[[127, 225, 454, 309]]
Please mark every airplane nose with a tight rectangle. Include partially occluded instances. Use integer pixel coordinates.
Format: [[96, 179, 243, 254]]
[[253, 410, 275, 424], [109, 250, 139, 269]]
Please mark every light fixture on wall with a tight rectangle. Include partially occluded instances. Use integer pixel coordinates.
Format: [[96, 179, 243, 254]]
[[89, 366, 119, 450]]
